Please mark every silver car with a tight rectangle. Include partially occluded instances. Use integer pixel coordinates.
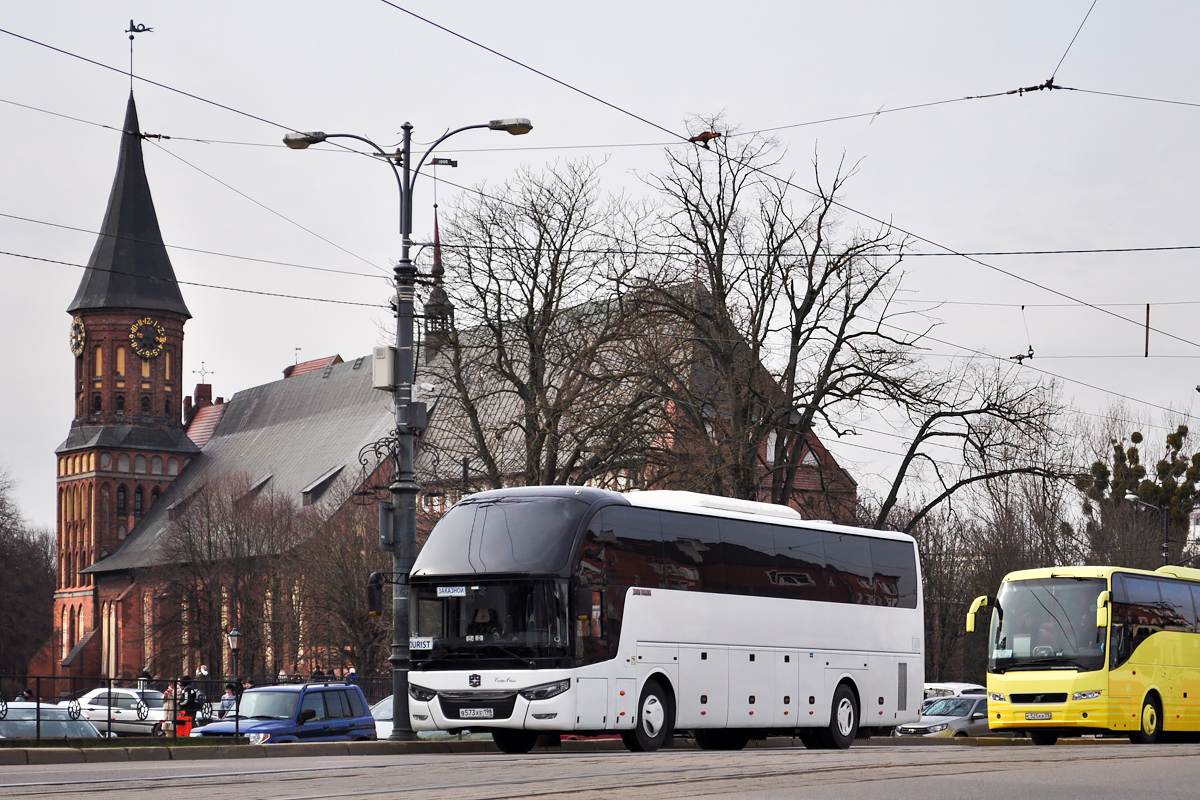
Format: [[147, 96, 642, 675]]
[[59, 687, 168, 736], [0, 702, 108, 739], [895, 696, 990, 738]]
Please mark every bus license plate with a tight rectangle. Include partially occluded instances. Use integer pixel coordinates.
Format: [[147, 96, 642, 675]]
[[459, 708, 494, 719], [1025, 712, 1051, 720]]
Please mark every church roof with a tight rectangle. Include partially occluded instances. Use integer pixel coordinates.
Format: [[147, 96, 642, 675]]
[[67, 93, 191, 319], [84, 355, 393, 574], [55, 425, 199, 456]]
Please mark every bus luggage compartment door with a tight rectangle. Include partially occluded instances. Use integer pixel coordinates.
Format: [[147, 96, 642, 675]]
[[678, 646, 728, 728], [576, 678, 608, 729]]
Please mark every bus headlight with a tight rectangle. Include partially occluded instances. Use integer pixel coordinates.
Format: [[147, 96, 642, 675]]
[[519, 679, 571, 701], [988, 693, 1006, 702], [1072, 690, 1102, 701], [409, 684, 437, 702]]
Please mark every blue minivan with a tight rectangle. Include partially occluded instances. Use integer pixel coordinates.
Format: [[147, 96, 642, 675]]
[[190, 682, 377, 744]]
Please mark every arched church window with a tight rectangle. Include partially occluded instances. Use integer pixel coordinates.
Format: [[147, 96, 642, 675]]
[[117, 524, 127, 541], [168, 458, 179, 476], [92, 394, 102, 413], [94, 346, 103, 377], [135, 455, 147, 474], [117, 454, 130, 472], [142, 358, 151, 379], [151, 456, 163, 475], [116, 347, 126, 377], [134, 487, 144, 516], [165, 397, 171, 415], [165, 350, 171, 381], [116, 395, 125, 412], [100, 452, 111, 470], [141, 395, 150, 412], [151, 487, 160, 506], [117, 485, 127, 516]]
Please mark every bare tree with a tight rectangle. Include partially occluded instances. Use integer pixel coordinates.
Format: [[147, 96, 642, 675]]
[[426, 160, 664, 490], [0, 468, 55, 676]]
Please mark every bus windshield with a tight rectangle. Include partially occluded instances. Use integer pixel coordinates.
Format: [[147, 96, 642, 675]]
[[411, 497, 590, 577], [411, 579, 571, 667], [988, 577, 1107, 673]]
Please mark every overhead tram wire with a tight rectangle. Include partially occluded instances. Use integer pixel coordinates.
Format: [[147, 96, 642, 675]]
[[0, 249, 388, 309], [1050, 0, 1099, 81], [144, 140, 389, 275], [373, 3, 1200, 354], [0, 212, 383, 280], [9, 23, 1196, 424]]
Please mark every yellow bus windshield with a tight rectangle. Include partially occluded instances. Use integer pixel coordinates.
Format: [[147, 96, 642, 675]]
[[988, 577, 1107, 674]]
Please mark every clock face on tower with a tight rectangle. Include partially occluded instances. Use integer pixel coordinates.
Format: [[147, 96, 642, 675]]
[[130, 317, 167, 359], [69, 316, 86, 357]]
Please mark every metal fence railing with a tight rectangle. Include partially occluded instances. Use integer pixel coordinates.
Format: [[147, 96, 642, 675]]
[[0, 673, 393, 742]]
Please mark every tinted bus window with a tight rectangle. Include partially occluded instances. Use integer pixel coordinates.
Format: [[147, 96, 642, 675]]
[[660, 510, 722, 591], [585, 506, 663, 588], [870, 538, 919, 609], [824, 532, 874, 604], [770, 525, 826, 601], [1157, 579, 1196, 632], [719, 518, 775, 596]]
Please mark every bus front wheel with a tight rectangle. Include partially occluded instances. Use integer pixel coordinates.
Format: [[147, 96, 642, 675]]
[[1130, 695, 1163, 744], [492, 729, 539, 754], [621, 679, 674, 752]]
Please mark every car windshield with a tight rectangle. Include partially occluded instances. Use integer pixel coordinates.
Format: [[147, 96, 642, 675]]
[[411, 579, 571, 667], [370, 697, 392, 721], [988, 577, 1107, 673], [225, 690, 298, 720], [923, 698, 976, 718]]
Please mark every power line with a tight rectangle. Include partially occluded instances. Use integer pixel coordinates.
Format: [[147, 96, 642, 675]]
[[373, 3, 1200, 354], [0, 250, 388, 309], [1051, 0, 1100, 80], [0, 212, 383, 280], [145, 140, 389, 275]]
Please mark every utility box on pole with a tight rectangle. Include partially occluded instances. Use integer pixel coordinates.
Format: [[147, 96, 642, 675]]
[[372, 346, 396, 391]]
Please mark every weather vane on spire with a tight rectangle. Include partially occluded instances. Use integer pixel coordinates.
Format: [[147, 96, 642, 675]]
[[125, 20, 154, 90]]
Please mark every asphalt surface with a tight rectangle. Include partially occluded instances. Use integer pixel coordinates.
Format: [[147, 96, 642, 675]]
[[2, 740, 1198, 800]]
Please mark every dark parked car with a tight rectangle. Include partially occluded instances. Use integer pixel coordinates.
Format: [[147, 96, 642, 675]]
[[190, 682, 376, 744], [0, 703, 108, 739]]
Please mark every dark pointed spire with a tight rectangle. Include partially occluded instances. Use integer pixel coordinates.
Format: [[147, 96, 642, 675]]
[[68, 92, 190, 318], [424, 204, 454, 363]]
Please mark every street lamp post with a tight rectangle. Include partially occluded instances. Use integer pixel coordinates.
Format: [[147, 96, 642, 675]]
[[283, 118, 532, 740], [227, 627, 242, 740], [1125, 493, 1170, 566]]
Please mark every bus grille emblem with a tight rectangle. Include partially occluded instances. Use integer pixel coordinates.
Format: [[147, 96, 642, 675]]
[[469, 674, 481, 688]]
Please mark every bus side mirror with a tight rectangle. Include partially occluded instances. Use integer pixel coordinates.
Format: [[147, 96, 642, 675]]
[[575, 586, 593, 621], [367, 572, 385, 617], [1096, 590, 1110, 628], [966, 595, 989, 633]]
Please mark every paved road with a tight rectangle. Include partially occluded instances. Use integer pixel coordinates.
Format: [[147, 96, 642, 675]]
[[3, 743, 1198, 800]]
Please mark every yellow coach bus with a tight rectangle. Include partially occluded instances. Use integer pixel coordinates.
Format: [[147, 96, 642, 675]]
[[966, 564, 1200, 746]]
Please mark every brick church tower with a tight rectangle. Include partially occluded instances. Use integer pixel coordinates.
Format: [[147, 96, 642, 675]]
[[35, 93, 199, 679]]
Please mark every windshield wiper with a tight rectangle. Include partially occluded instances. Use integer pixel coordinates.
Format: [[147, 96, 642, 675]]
[[1002, 657, 1090, 671]]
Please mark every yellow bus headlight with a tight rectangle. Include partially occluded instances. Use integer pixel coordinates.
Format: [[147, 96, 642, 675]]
[[1072, 690, 1102, 701]]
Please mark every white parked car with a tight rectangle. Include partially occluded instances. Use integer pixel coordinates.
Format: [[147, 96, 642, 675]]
[[58, 687, 169, 736]]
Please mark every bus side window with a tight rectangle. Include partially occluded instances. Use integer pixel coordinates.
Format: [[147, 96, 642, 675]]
[[869, 538, 919, 610], [1157, 579, 1196, 633], [718, 518, 775, 597], [660, 511, 721, 592], [769, 525, 826, 602], [824, 532, 875, 605]]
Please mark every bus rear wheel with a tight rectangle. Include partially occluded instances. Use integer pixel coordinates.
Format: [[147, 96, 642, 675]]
[[694, 729, 750, 751], [492, 729, 539, 754], [1130, 695, 1163, 744], [621, 679, 673, 752]]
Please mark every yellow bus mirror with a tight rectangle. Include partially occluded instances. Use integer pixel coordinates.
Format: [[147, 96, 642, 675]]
[[1096, 590, 1110, 628], [966, 595, 989, 633]]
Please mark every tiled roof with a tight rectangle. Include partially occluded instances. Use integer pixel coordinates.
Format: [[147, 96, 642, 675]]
[[85, 356, 392, 574], [56, 425, 199, 456], [283, 355, 343, 379], [185, 403, 227, 449]]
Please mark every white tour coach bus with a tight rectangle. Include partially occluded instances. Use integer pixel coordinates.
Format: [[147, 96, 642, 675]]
[[406, 486, 924, 753]]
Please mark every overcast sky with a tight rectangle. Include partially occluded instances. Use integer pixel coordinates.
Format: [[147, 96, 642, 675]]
[[3, 1, 1199, 530]]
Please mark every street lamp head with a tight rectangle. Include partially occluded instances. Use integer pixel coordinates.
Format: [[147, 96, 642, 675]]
[[283, 131, 328, 149], [488, 118, 533, 136], [227, 627, 242, 652], [1125, 492, 1139, 502]]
